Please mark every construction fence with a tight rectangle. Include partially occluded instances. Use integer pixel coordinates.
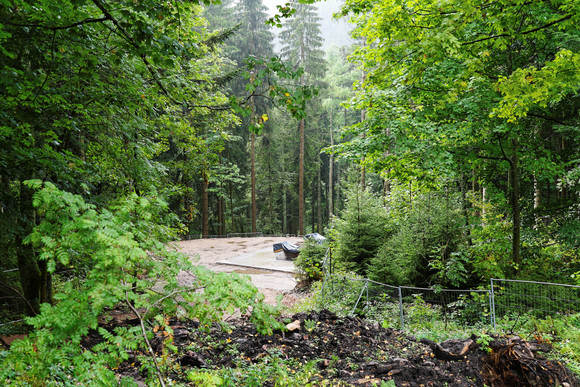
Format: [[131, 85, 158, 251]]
[[319, 253, 580, 329]]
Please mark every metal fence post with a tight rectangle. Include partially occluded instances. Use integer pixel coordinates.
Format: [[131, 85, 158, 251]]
[[490, 278, 496, 329], [352, 279, 369, 315], [398, 286, 404, 329], [321, 252, 328, 300], [366, 280, 369, 307]]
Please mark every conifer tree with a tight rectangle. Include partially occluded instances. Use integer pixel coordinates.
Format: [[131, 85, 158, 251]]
[[279, 3, 327, 235]]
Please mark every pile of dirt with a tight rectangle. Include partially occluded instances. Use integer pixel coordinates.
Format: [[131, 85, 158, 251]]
[[102, 309, 578, 386]]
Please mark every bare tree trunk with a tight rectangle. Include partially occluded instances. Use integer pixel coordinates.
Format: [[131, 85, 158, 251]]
[[218, 197, 224, 236], [510, 139, 521, 271], [298, 31, 306, 236], [17, 182, 40, 316], [283, 188, 287, 234], [299, 117, 305, 235], [328, 109, 334, 220], [202, 173, 209, 238], [533, 177, 541, 229], [335, 162, 341, 215], [251, 131, 257, 234], [229, 181, 235, 234], [360, 68, 367, 190], [383, 126, 391, 202], [317, 157, 322, 234]]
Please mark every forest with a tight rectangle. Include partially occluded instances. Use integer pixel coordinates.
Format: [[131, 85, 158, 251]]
[[0, 0, 579, 384]]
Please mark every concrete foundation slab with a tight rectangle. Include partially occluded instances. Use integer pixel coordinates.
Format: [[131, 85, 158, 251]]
[[217, 247, 296, 273]]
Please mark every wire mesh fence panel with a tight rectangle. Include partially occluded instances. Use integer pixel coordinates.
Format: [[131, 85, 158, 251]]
[[400, 287, 491, 327], [492, 279, 580, 321], [319, 258, 580, 330], [320, 274, 368, 316], [360, 280, 402, 328]]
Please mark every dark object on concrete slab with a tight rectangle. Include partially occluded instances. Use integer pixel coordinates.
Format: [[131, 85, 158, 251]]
[[305, 233, 327, 244], [273, 241, 300, 260]]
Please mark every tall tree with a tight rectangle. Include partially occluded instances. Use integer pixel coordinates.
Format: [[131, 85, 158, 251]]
[[0, 0, 237, 312], [233, 0, 275, 234], [337, 0, 580, 272], [279, 3, 327, 235]]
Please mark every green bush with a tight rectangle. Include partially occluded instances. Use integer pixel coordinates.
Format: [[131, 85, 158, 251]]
[[368, 190, 468, 288], [0, 181, 282, 385], [330, 186, 389, 276], [216, 349, 318, 386], [295, 240, 327, 286]]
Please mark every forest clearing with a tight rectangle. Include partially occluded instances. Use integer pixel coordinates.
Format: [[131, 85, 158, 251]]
[[1, 0, 579, 385]]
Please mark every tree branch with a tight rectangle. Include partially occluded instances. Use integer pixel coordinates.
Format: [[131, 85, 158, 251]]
[[528, 113, 568, 126], [90, 0, 234, 112], [461, 15, 572, 46], [125, 290, 166, 387], [0, 17, 109, 30]]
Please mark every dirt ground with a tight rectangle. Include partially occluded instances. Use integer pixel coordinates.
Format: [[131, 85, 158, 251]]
[[176, 236, 304, 308], [102, 309, 578, 386]]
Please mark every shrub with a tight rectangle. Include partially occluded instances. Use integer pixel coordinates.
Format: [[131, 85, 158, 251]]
[[0, 181, 282, 385], [330, 186, 388, 276], [295, 240, 327, 286], [368, 190, 468, 287]]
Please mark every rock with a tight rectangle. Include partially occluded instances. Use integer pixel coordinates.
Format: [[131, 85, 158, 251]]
[[286, 320, 301, 332]]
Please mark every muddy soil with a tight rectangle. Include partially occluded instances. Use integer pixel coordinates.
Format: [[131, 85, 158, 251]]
[[103, 309, 578, 386]]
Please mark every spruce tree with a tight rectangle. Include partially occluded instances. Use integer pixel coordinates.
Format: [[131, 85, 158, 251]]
[[279, 3, 327, 235]]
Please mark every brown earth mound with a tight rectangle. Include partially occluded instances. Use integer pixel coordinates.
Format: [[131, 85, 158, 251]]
[[96, 309, 578, 386]]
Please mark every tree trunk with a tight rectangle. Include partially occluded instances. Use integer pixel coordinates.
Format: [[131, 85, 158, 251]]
[[383, 126, 391, 202], [311, 178, 316, 232], [251, 131, 257, 234], [202, 173, 209, 238], [317, 156, 322, 234], [298, 32, 306, 236], [335, 161, 341, 215], [218, 196, 224, 236], [268, 156, 274, 234], [328, 109, 334, 220], [460, 173, 473, 246], [229, 181, 235, 234], [17, 182, 40, 316], [299, 117, 305, 235], [510, 139, 521, 271], [360, 68, 367, 190], [283, 188, 287, 234]]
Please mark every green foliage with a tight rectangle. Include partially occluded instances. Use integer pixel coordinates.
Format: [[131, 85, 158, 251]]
[[217, 349, 318, 386], [475, 332, 493, 353], [465, 200, 513, 280], [331, 186, 388, 276], [290, 274, 368, 318], [0, 182, 282, 385], [334, 0, 580, 277], [368, 187, 468, 287], [239, 56, 319, 125], [188, 370, 223, 386], [295, 240, 327, 285]]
